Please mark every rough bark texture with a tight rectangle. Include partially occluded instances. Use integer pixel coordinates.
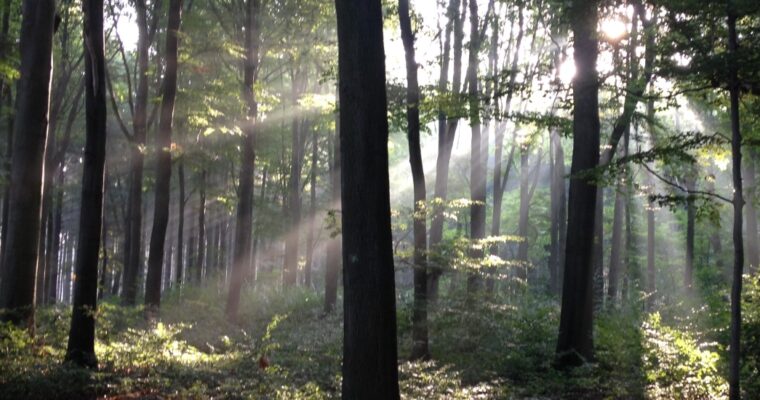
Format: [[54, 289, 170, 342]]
[[744, 152, 758, 274], [334, 0, 400, 396], [0, 0, 57, 327], [66, 0, 107, 367], [399, 0, 428, 361], [145, 0, 183, 312], [555, 0, 599, 368], [225, 0, 260, 322]]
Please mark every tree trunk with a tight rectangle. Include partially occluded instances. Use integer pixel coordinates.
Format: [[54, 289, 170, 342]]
[[47, 169, 64, 303], [0, 0, 57, 328], [284, 74, 305, 288], [304, 128, 317, 287], [65, 0, 107, 367], [121, 0, 152, 306], [335, 0, 400, 396], [555, 0, 599, 368], [727, 7, 743, 399], [685, 173, 696, 289], [549, 128, 565, 295], [145, 0, 182, 313], [175, 161, 185, 288], [744, 151, 758, 274], [466, 0, 485, 296], [428, 0, 464, 301], [196, 169, 206, 284], [324, 104, 340, 313], [225, 0, 261, 322], [399, 0, 428, 361], [607, 182, 624, 306]]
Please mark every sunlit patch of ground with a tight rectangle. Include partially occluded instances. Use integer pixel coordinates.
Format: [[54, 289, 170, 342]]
[[0, 281, 749, 399]]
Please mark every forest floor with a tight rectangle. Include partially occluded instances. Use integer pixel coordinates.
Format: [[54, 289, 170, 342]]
[[0, 276, 752, 399]]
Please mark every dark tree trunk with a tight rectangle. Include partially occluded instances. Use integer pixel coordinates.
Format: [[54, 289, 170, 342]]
[[0, 0, 12, 286], [555, 0, 599, 368], [324, 106, 340, 313], [175, 162, 185, 288], [727, 7, 743, 399], [517, 151, 532, 283], [399, 0, 428, 361], [65, 0, 107, 367], [226, 0, 261, 322], [121, 0, 152, 306], [428, 0, 464, 301], [335, 0, 400, 397], [145, 0, 182, 313], [196, 170, 205, 284], [0, 0, 57, 328]]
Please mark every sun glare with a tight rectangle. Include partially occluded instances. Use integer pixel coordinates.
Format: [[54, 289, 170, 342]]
[[601, 18, 627, 41]]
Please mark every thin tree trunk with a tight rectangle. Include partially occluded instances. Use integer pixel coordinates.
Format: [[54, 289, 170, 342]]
[[66, 0, 107, 366], [304, 128, 317, 287], [145, 0, 182, 313], [685, 173, 696, 289], [0, 0, 57, 328], [466, 0, 486, 296], [226, 0, 261, 322], [428, 0, 464, 301], [399, 0, 428, 360], [727, 7, 743, 399], [744, 151, 758, 274], [196, 169, 205, 284], [555, 0, 599, 368], [324, 104, 340, 313], [175, 161, 185, 288], [121, 0, 152, 306]]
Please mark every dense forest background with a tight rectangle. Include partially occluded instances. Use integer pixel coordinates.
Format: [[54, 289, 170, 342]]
[[0, 0, 759, 399]]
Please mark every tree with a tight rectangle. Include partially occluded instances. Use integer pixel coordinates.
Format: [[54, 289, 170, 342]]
[[555, 0, 600, 368], [398, 0, 428, 360], [334, 0, 400, 396], [225, 0, 261, 322], [65, 0, 107, 367], [0, 0, 57, 328], [144, 0, 184, 314]]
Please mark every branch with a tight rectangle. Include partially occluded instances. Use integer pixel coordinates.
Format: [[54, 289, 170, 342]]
[[641, 162, 732, 204]]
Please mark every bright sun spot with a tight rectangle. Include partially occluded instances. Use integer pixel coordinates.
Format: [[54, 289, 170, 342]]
[[601, 18, 627, 41], [116, 5, 139, 51], [559, 59, 576, 84]]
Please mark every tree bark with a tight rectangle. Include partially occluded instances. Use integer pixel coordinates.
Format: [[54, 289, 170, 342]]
[[398, 0, 428, 360], [555, 0, 599, 368], [324, 103, 340, 313], [121, 0, 152, 306], [145, 0, 183, 313], [226, 0, 261, 322], [428, 0, 464, 301], [66, 0, 107, 367], [466, 0, 486, 296], [175, 161, 185, 288], [335, 0, 400, 396], [727, 6, 743, 399], [196, 169, 206, 284], [744, 151, 758, 274], [0, 0, 57, 328]]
